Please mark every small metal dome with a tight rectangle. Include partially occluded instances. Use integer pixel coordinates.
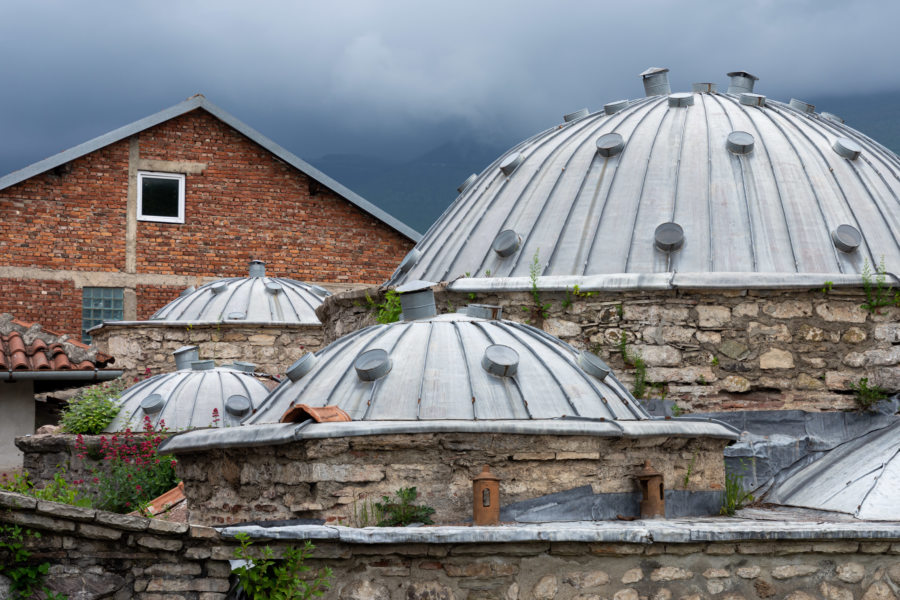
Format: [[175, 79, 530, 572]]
[[151, 262, 330, 325], [105, 355, 271, 431], [766, 421, 900, 520], [390, 68, 900, 291]]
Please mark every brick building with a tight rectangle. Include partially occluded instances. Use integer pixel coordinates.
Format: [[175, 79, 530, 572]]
[[0, 95, 419, 340]]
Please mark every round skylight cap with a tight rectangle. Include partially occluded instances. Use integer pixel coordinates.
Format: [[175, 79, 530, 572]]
[[492, 229, 521, 258], [227, 311, 246, 320], [604, 100, 628, 115], [355, 349, 392, 381], [692, 82, 717, 93], [726, 131, 755, 155], [831, 224, 862, 253], [739, 93, 767, 107], [654, 222, 685, 252], [140, 394, 164, 414], [225, 395, 252, 417], [232, 361, 256, 374], [481, 344, 519, 378], [564, 108, 589, 123], [833, 138, 862, 160], [821, 112, 844, 124], [668, 93, 694, 107], [191, 359, 215, 371], [577, 351, 610, 380], [789, 98, 815, 114], [265, 281, 283, 295], [179, 286, 196, 298], [596, 133, 625, 157], [308, 284, 330, 298], [210, 281, 228, 295], [286, 353, 317, 382], [457, 174, 477, 194], [499, 153, 524, 176], [397, 248, 422, 274], [466, 304, 503, 320]]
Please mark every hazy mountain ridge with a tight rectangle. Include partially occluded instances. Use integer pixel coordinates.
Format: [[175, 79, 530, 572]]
[[309, 92, 900, 234]]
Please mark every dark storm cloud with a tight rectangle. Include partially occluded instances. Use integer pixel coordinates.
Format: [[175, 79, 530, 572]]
[[1, 0, 899, 175]]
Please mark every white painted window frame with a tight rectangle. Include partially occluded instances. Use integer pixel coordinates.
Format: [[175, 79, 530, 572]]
[[137, 171, 185, 224]]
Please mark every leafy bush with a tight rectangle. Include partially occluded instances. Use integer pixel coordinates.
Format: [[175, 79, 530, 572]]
[[0, 469, 92, 508], [74, 416, 178, 513], [366, 290, 402, 324], [850, 377, 887, 411], [0, 525, 66, 599], [375, 487, 435, 526], [232, 532, 332, 600], [59, 380, 125, 434]]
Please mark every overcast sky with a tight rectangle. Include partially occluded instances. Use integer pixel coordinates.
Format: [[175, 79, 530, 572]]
[[2, 0, 899, 176]]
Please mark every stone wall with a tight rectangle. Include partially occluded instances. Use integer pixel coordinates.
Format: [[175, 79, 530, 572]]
[[319, 286, 900, 412], [0, 490, 231, 599], [17, 434, 119, 487], [90, 322, 324, 379], [175, 433, 728, 526]]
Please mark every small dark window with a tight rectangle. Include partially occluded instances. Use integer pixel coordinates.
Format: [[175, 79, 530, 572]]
[[138, 171, 185, 223], [82, 287, 124, 343]]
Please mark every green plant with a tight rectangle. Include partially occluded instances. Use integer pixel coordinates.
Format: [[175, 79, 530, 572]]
[[670, 403, 682, 417], [720, 471, 754, 516], [484, 270, 491, 277], [74, 417, 179, 513], [232, 532, 332, 600], [822, 280, 833, 295], [468, 292, 477, 301], [697, 375, 707, 385], [849, 377, 888, 411], [617, 332, 647, 399], [366, 290, 403, 324], [562, 284, 595, 309], [446, 299, 456, 313], [860, 257, 898, 313], [711, 355, 719, 366], [375, 487, 435, 526], [0, 469, 92, 508], [615, 303, 624, 319], [350, 494, 384, 528], [682, 452, 697, 488], [59, 380, 125, 434], [0, 525, 67, 599], [529, 249, 551, 321]]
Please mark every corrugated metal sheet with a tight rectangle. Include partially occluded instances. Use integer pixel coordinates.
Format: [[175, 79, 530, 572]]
[[149, 276, 328, 325], [105, 365, 271, 432], [766, 421, 900, 520], [389, 88, 900, 289]]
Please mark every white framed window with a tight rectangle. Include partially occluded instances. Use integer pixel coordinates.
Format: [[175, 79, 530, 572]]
[[137, 171, 185, 223]]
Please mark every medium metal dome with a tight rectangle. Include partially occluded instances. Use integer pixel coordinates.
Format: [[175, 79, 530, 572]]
[[389, 69, 900, 291], [150, 261, 330, 325], [105, 347, 271, 432]]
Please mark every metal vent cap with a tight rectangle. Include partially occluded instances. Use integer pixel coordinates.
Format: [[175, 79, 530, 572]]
[[833, 138, 862, 160], [596, 133, 625, 157], [355, 349, 392, 381], [789, 98, 815, 114], [457, 174, 477, 194], [499, 153, 524, 176], [831, 224, 862, 253], [668, 93, 694, 107], [482, 344, 519, 377], [286, 353, 317, 382], [564, 108, 589, 123], [492, 229, 521, 258], [604, 100, 628, 115], [726, 131, 755, 155], [654, 222, 685, 252]]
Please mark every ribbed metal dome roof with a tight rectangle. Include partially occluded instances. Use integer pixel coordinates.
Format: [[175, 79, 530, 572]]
[[105, 348, 271, 432], [766, 421, 900, 520], [150, 261, 330, 325], [389, 69, 900, 291]]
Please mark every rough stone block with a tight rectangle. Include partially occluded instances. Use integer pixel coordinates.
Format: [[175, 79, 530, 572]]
[[77, 523, 123, 541], [748, 322, 792, 342], [874, 323, 900, 343], [721, 375, 751, 393], [759, 348, 794, 369], [650, 567, 693, 582], [842, 327, 867, 344], [697, 306, 732, 328], [771, 564, 819, 579], [94, 511, 150, 531], [816, 302, 868, 323], [36, 501, 96, 522], [137, 535, 183, 552]]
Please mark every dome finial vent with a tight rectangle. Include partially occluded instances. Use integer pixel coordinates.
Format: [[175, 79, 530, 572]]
[[604, 100, 628, 115], [482, 344, 519, 378], [726, 131, 755, 155], [396, 280, 438, 320], [831, 224, 862, 253], [248, 260, 265, 277], [492, 230, 521, 258], [832, 138, 862, 160], [191, 359, 215, 371], [640, 67, 670, 97], [668, 93, 694, 108], [727, 71, 759, 94], [499, 153, 524, 176], [654, 222, 685, 252], [789, 98, 815, 114], [596, 133, 625, 157], [457, 174, 477, 194], [173, 345, 199, 370], [563, 108, 589, 123], [355, 349, 392, 381], [286, 353, 317, 382]]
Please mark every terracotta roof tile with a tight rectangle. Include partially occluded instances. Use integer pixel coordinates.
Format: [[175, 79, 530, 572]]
[[0, 314, 115, 372]]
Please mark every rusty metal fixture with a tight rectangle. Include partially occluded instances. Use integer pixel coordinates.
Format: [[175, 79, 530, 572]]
[[636, 460, 665, 518], [473, 465, 500, 526]]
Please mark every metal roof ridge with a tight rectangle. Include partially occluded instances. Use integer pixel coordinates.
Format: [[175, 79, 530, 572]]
[[0, 96, 421, 242]]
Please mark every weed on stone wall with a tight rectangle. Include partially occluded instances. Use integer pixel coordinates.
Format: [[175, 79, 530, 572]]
[[861, 257, 899, 314], [721, 470, 754, 516], [375, 487, 435, 526], [231, 532, 332, 600], [0, 525, 67, 599], [850, 377, 887, 411], [366, 290, 402, 324]]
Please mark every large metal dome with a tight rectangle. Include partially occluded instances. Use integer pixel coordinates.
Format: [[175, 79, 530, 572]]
[[150, 261, 330, 325], [105, 347, 271, 432], [389, 69, 900, 291]]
